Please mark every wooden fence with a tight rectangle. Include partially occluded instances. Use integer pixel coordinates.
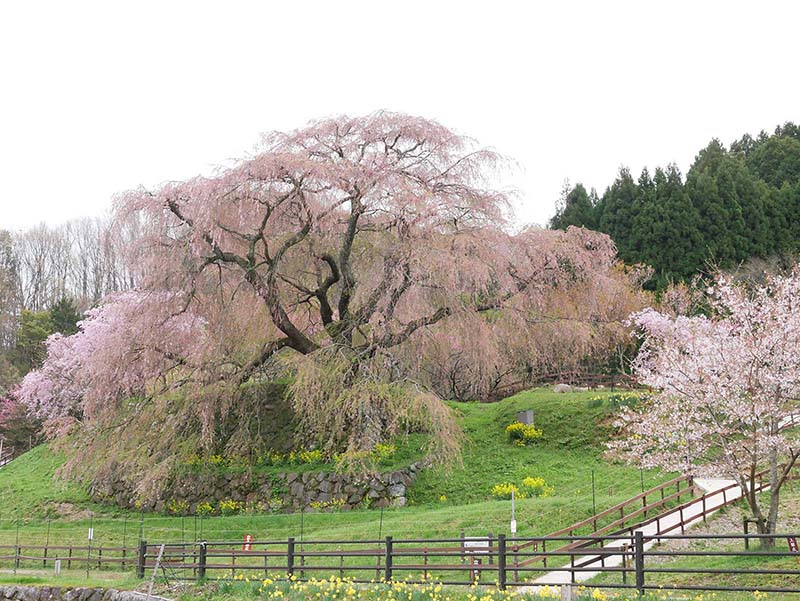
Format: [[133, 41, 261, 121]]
[[0, 543, 135, 571], [0, 445, 14, 468], [131, 533, 800, 594]]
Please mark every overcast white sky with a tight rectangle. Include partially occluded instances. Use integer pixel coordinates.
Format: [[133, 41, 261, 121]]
[[1, 1, 798, 231]]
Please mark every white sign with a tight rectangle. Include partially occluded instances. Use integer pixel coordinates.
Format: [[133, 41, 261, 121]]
[[88, 528, 94, 541], [54, 559, 61, 576], [463, 537, 490, 554], [510, 519, 517, 534]]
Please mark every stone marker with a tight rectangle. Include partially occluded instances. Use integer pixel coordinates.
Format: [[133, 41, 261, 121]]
[[516, 410, 535, 425]]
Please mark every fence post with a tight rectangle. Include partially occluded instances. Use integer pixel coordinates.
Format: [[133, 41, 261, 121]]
[[136, 540, 147, 579], [198, 541, 207, 581], [487, 533, 494, 565], [384, 536, 393, 582], [497, 534, 507, 590], [287, 537, 295, 577], [634, 531, 645, 596]]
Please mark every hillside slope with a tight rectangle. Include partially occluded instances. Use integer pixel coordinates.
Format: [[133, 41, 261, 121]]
[[0, 388, 669, 545]]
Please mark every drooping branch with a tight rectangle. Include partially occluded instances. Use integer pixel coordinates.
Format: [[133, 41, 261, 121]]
[[380, 306, 453, 349]]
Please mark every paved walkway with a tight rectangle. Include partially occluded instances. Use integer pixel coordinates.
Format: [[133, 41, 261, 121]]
[[519, 412, 800, 591], [520, 478, 743, 591]]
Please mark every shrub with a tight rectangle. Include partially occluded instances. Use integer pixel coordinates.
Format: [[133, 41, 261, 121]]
[[167, 498, 190, 515], [297, 449, 324, 464], [308, 497, 346, 511], [490, 483, 525, 500], [266, 497, 285, 513], [521, 476, 555, 498], [208, 454, 226, 467], [333, 443, 398, 472], [505, 421, 542, 446], [219, 499, 244, 515], [372, 443, 397, 464], [195, 501, 215, 516]]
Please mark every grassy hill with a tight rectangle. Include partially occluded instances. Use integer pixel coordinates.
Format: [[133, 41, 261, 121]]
[[0, 388, 670, 547]]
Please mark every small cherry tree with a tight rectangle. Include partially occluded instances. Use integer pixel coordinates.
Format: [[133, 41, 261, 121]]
[[611, 272, 800, 541]]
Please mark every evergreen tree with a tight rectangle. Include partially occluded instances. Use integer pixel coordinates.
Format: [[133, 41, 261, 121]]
[[549, 182, 597, 229], [747, 134, 800, 188], [686, 140, 749, 266], [636, 166, 704, 286], [10, 310, 53, 375], [598, 168, 641, 262], [550, 123, 800, 287], [49, 297, 81, 335]]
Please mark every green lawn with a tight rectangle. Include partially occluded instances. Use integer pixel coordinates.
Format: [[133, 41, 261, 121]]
[[0, 388, 670, 549]]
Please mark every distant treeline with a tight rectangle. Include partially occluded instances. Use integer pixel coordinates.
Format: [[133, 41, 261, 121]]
[[550, 123, 800, 287], [0, 216, 140, 393]]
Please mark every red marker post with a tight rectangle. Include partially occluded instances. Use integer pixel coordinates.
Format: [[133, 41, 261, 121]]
[[243, 534, 254, 551]]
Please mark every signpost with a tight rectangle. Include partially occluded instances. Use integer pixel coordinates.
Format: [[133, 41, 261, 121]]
[[86, 523, 94, 578], [510, 489, 517, 535], [463, 537, 490, 583]]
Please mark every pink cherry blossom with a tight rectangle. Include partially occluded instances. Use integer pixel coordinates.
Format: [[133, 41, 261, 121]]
[[611, 271, 800, 537]]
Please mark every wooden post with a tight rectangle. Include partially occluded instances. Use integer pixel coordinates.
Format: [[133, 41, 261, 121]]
[[287, 538, 295, 578], [44, 519, 51, 568], [497, 534, 507, 590], [513, 544, 519, 582], [570, 550, 576, 584], [198, 542, 207, 581], [634, 531, 645, 596], [136, 540, 147, 579], [384, 536, 393, 583]]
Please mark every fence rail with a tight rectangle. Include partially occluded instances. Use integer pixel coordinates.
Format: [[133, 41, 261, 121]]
[[0, 445, 14, 467], [2, 533, 800, 593], [129, 533, 800, 593], [0, 543, 136, 571]]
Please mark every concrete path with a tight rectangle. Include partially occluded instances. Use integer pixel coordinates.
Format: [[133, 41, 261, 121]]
[[519, 478, 742, 591], [519, 412, 800, 591]]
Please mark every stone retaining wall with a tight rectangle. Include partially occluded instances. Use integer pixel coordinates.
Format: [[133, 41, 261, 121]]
[[0, 586, 162, 601], [91, 462, 422, 514]]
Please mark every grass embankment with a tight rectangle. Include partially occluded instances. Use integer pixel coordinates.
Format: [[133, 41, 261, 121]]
[[0, 389, 669, 547]]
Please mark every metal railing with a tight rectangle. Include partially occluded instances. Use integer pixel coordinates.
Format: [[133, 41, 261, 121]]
[[122, 532, 800, 594]]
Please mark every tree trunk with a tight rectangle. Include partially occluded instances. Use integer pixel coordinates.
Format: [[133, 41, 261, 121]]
[[762, 447, 781, 549]]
